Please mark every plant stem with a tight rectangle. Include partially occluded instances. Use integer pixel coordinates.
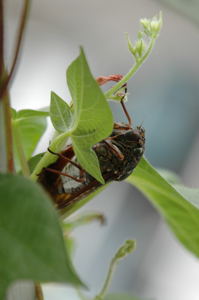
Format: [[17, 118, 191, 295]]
[[12, 120, 30, 176], [97, 256, 119, 299], [35, 282, 44, 300], [30, 133, 70, 181], [0, 0, 30, 173], [105, 36, 156, 99], [0, 0, 4, 76], [30, 150, 54, 181], [0, 91, 14, 173], [0, 0, 31, 100], [75, 286, 89, 300], [3, 91, 14, 172], [0, 1, 14, 173]]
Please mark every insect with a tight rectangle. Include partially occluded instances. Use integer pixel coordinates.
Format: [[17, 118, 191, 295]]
[[38, 80, 145, 210]]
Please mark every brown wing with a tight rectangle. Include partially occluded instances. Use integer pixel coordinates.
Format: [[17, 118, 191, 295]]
[[56, 170, 118, 210], [38, 145, 118, 210], [37, 146, 76, 204]]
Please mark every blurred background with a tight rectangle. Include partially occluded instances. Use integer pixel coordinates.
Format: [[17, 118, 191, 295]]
[[5, 0, 199, 299]]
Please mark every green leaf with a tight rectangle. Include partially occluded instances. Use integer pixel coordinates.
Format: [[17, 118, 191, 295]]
[[11, 109, 49, 173], [66, 47, 114, 183], [50, 92, 73, 134], [17, 109, 49, 119], [104, 294, 154, 300], [0, 173, 82, 299], [71, 142, 103, 183], [17, 153, 45, 176], [126, 158, 199, 257], [174, 185, 199, 210], [27, 152, 45, 174], [11, 107, 17, 120], [155, 168, 181, 185]]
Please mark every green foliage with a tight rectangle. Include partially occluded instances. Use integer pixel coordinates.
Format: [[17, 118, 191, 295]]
[[174, 185, 199, 210], [27, 152, 45, 174], [0, 173, 82, 299], [66, 48, 114, 183], [155, 168, 181, 185], [127, 158, 199, 258], [105, 12, 162, 99], [11, 108, 49, 173], [97, 240, 136, 299], [50, 92, 73, 133], [31, 48, 114, 184]]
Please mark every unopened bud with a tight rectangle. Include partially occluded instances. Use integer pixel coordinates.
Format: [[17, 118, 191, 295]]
[[115, 240, 136, 259], [126, 32, 136, 56], [140, 18, 150, 30], [138, 30, 143, 40], [141, 11, 162, 38]]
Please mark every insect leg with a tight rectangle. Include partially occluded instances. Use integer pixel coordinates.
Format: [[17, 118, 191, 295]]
[[102, 139, 124, 161], [118, 83, 132, 128], [96, 75, 131, 127], [37, 148, 86, 183], [120, 98, 132, 128], [47, 147, 85, 172], [42, 167, 85, 183]]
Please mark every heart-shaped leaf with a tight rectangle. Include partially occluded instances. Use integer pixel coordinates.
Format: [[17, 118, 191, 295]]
[[11, 108, 49, 172], [66, 48, 114, 183], [50, 92, 73, 134], [126, 158, 199, 257], [0, 173, 82, 299]]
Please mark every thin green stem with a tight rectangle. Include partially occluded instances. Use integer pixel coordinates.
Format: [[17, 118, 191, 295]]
[[105, 36, 156, 99], [97, 240, 136, 299], [12, 120, 30, 176], [0, 1, 14, 173], [30, 149, 55, 181], [75, 286, 89, 300], [30, 132, 70, 181], [0, 91, 14, 173], [97, 257, 119, 299]]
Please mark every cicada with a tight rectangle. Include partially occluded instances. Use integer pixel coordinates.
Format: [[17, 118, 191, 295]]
[[38, 79, 145, 210]]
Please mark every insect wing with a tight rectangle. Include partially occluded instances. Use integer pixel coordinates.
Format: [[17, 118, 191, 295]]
[[38, 146, 118, 210], [56, 171, 117, 210]]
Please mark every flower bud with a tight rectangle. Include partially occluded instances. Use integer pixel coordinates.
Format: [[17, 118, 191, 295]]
[[141, 11, 162, 38], [151, 21, 158, 32], [138, 29, 143, 40], [140, 18, 150, 30], [125, 32, 136, 56], [115, 240, 136, 259], [135, 40, 141, 51]]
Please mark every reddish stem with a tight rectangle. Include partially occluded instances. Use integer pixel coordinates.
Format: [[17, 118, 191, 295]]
[[0, 0, 30, 100], [0, 0, 3, 75]]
